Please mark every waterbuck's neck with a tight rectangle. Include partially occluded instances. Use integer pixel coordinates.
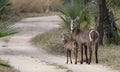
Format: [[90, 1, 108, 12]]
[[72, 28, 81, 36]]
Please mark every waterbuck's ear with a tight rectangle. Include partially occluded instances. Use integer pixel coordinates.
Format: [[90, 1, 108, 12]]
[[75, 16, 80, 21], [61, 33, 65, 37], [67, 16, 71, 21]]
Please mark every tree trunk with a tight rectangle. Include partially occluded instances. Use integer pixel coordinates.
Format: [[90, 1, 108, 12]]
[[45, 0, 50, 13], [103, 9, 119, 44], [97, 0, 105, 45], [97, 0, 119, 45]]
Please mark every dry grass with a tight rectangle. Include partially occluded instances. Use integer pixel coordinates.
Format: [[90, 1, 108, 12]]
[[10, 0, 64, 13], [98, 45, 120, 71]]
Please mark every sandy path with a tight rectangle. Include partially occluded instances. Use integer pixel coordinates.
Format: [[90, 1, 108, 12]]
[[0, 16, 118, 72]]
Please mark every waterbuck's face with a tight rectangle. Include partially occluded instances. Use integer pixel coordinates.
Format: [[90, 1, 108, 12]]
[[70, 19, 78, 31], [61, 34, 67, 41], [69, 16, 80, 32]]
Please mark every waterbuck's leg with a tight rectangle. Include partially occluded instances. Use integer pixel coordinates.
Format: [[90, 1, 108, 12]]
[[95, 42, 98, 64], [74, 48, 78, 64], [69, 50, 72, 64], [84, 45, 88, 64], [66, 50, 69, 64], [80, 45, 83, 64], [88, 43, 92, 64]]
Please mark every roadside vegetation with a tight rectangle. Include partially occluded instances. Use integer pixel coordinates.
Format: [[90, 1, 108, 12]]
[[0, 0, 63, 37], [0, 0, 63, 71], [0, 59, 19, 72]]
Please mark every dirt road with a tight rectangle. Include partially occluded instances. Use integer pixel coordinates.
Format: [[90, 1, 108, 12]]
[[0, 16, 118, 72]]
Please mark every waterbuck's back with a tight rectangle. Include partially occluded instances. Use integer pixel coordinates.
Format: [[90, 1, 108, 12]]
[[76, 29, 99, 45], [64, 41, 78, 50]]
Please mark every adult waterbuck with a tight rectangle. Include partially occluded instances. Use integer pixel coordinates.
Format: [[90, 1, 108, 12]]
[[69, 17, 99, 64]]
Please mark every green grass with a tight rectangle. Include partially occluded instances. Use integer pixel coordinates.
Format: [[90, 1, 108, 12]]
[[0, 26, 17, 37], [0, 22, 17, 37], [31, 27, 67, 55], [0, 59, 19, 72], [31, 27, 120, 71]]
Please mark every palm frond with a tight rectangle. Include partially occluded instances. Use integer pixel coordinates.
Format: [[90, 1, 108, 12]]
[[59, 15, 70, 30], [106, 0, 120, 9], [57, 0, 91, 31]]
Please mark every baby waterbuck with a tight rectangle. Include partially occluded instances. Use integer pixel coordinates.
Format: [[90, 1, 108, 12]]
[[61, 33, 78, 64], [69, 17, 99, 64]]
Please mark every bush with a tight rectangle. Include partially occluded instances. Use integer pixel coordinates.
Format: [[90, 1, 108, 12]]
[[11, 0, 64, 13], [0, 0, 11, 19], [0, 24, 17, 37], [0, 59, 19, 72]]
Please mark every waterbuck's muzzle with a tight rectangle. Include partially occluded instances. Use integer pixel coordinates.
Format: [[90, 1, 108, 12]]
[[70, 24, 75, 33]]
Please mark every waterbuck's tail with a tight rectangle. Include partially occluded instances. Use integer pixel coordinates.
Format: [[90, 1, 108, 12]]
[[89, 30, 99, 43]]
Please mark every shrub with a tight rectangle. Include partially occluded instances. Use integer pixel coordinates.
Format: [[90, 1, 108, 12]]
[[0, 0, 11, 19], [0, 24, 17, 37]]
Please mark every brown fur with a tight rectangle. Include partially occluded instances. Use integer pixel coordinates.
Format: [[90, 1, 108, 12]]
[[70, 18, 99, 64], [61, 34, 78, 64]]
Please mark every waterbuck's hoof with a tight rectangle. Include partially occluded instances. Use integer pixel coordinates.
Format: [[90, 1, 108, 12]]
[[96, 61, 98, 64], [87, 61, 90, 64], [80, 61, 83, 64], [88, 62, 91, 64], [66, 62, 68, 64], [86, 61, 89, 64], [75, 62, 77, 64], [84, 59, 88, 64], [87, 59, 91, 64]]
